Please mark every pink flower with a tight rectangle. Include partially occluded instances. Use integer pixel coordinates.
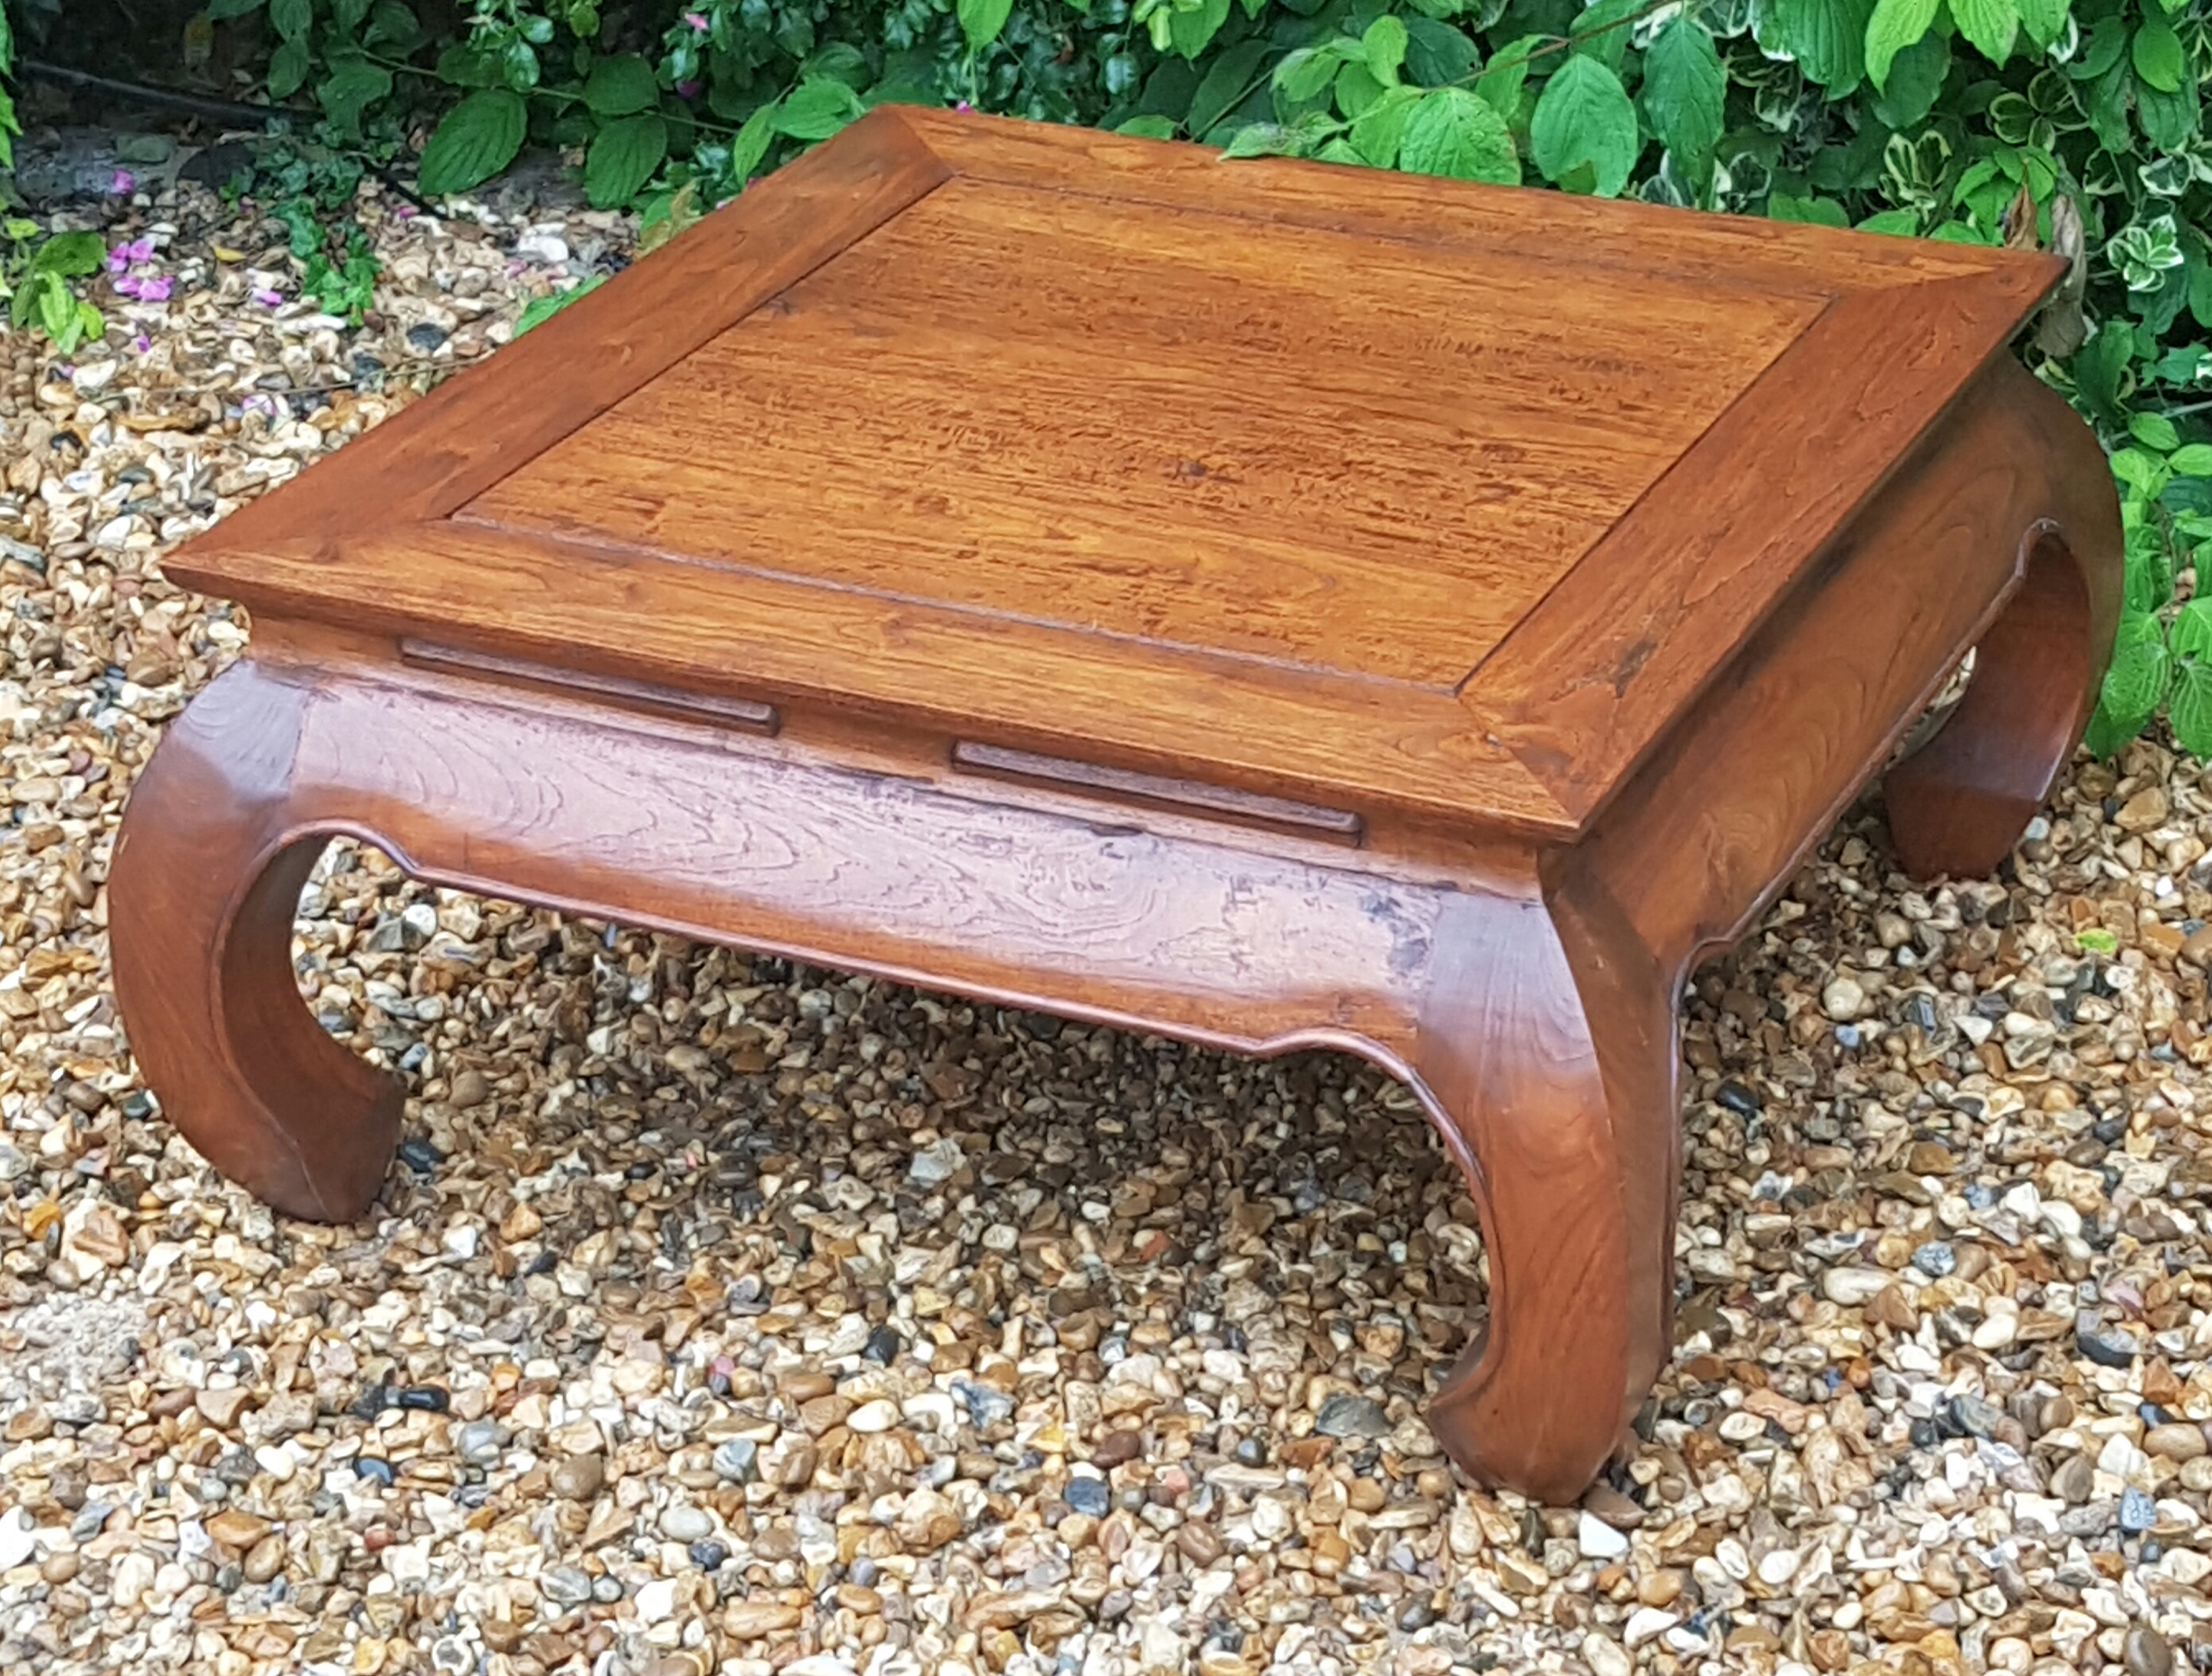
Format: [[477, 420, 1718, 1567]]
[[136, 276, 173, 303], [108, 169, 135, 195], [252, 286, 283, 307], [677, 78, 701, 98], [133, 334, 151, 354], [685, 10, 708, 27], [107, 237, 154, 275], [396, 204, 418, 219], [955, 100, 973, 112], [112, 275, 142, 299]]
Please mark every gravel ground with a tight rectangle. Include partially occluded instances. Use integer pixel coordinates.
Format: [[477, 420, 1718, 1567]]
[[3, 143, 2212, 1676]]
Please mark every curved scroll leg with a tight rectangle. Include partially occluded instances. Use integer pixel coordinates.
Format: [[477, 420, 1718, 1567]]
[[1409, 882, 1677, 1504], [109, 662, 402, 1221], [1886, 532, 2117, 880]]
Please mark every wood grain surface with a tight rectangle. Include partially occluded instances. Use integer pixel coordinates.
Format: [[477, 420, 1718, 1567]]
[[119, 107, 2124, 1504]]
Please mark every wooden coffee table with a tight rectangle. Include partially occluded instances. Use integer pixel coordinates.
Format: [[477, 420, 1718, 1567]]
[[111, 107, 2119, 1502]]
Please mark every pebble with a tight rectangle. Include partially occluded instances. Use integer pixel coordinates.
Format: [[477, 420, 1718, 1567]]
[[551, 1453, 605, 1500], [2122, 1486, 2158, 1533], [1576, 1510, 1629, 1560], [1064, 1475, 1111, 1518], [2127, 1626, 2176, 1676], [659, 1503, 712, 1542], [1313, 1392, 1390, 1439], [712, 1438, 759, 1483]]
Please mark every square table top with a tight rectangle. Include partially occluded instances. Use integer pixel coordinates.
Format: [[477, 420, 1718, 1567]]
[[171, 105, 2061, 840]]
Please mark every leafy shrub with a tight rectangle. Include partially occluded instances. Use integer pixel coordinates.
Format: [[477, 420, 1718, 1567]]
[[7, 0, 2212, 752]]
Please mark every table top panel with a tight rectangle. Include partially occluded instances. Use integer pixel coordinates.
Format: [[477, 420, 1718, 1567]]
[[169, 107, 2062, 836], [466, 178, 1820, 689]]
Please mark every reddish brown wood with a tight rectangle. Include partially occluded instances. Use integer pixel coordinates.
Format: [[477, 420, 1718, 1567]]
[[114, 110, 2123, 1505]]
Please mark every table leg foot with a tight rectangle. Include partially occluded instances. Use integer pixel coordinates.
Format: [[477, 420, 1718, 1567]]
[[1886, 528, 2110, 879], [1408, 886, 1676, 1504], [109, 663, 402, 1222]]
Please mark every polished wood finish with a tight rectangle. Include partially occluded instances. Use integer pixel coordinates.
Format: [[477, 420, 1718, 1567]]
[[114, 108, 2120, 1505]]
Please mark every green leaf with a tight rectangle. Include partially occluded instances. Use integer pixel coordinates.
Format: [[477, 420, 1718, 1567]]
[[2170, 444, 2212, 477], [31, 232, 106, 278], [2133, 20, 2187, 94], [1864, 0, 1940, 92], [1168, 0, 1231, 60], [514, 275, 607, 336], [1362, 15, 1409, 84], [772, 79, 866, 141], [1570, 0, 1645, 76], [584, 113, 667, 208], [317, 57, 394, 140], [1868, 31, 1949, 127], [2076, 928, 2120, 954], [1350, 84, 1421, 167], [1529, 55, 1640, 197], [2171, 659, 2212, 756], [1767, 0, 1874, 96], [2093, 619, 2174, 744], [1949, 0, 2018, 64], [415, 88, 528, 197], [270, 0, 312, 41], [1475, 34, 1539, 119], [267, 37, 312, 100], [583, 55, 659, 118], [1191, 40, 1268, 135], [1856, 207, 1921, 236], [365, 0, 421, 51], [1116, 115, 1178, 138], [1274, 48, 1344, 105], [206, 0, 267, 18], [2132, 412, 2182, 451], [1640, 18, 1724, 175], [2015, 0, 2068, 49], [729, 100, 778, 182], [1770, 191, 1851, 226], [1399, 86, 1519, 185], [958, 0, 1014, 53], [2172, 599, 2212, 660], [1402, 18, 1479, 88]]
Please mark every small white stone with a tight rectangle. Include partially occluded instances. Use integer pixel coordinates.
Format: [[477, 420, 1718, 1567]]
[[635, 1577, 680, 1625], [847, 1398, 899, 1434], [442, 1224, 478, 1260], [1757, 1546, 1800, 1587], [1625, 1607, 1680, 1648], [1576, 1510, 1629, 1560], [1820, 974, 1867, 1022], [0, 1507, 36, 1570], [1582, 1634, 1631, 1676], [1821, 1266, 1893, 1306]]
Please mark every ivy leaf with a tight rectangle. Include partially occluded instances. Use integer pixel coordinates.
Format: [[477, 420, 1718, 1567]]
[[2015, 0, 2069, 49], [415, 88, 528, 197], [2172, 660, 2212, 756], [1399, 86, 1519, 185], [585, 112, 667, 209], [958, 0, 1014, 53], [1640, 18, 1725, 177], [1865, 0, 1941, 92], [270, 0, 312, 41], [2173, 599, 2212, 660], [316, 55, 393, 140], [1950, 0, 2019, 62], [1530, 55, 1640, 197], [1362, 16, 1409, 84], [2134, 20, 2187, 93], [1767, 0, 1873, 96], [772, 79, 866, 141], [584, 54, 659, 118]]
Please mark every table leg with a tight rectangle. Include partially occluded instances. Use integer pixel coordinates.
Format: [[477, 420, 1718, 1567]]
[[1409, 885, 1677, 1504], [108, 664, 403, 1221], [1886, 527, 2116, 878]]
